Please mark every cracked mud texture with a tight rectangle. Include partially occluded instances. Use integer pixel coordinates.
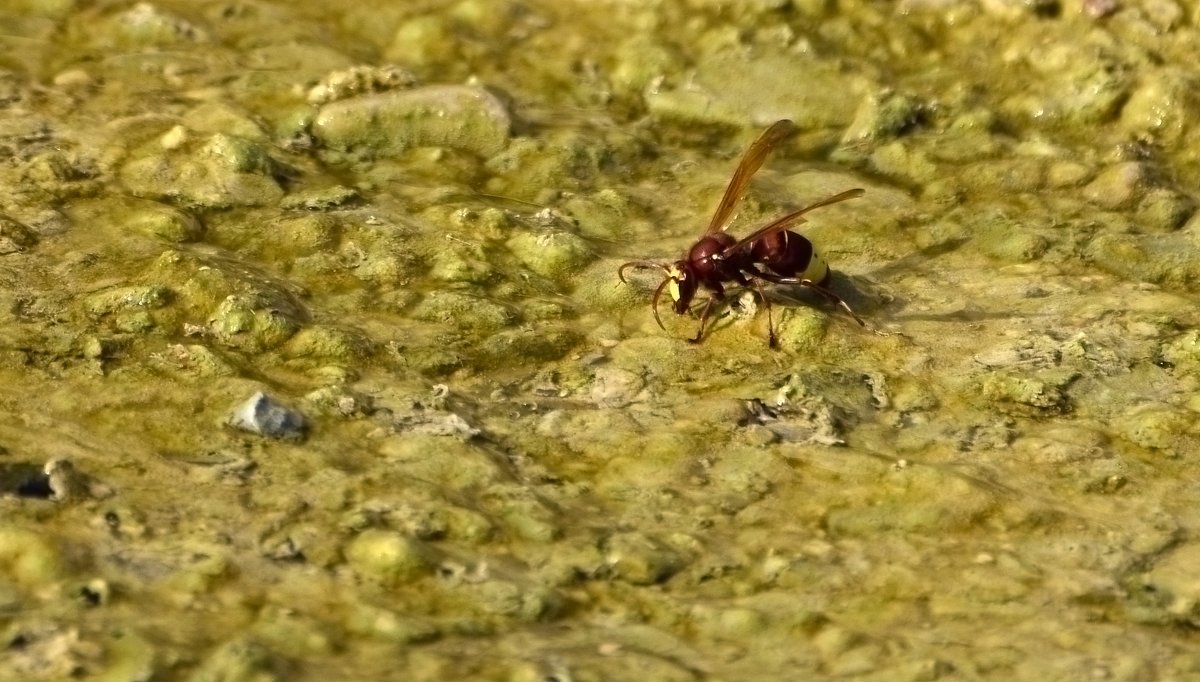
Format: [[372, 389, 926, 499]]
[[1, 0, 1200, 680]]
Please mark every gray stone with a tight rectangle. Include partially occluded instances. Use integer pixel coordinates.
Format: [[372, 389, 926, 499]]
[[229, 391, 307, 440]]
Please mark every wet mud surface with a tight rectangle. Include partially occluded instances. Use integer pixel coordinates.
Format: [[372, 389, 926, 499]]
[[1, 0, 1200, 679]]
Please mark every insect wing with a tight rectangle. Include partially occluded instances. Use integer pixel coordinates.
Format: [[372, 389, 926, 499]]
[[721, 188, 866, 257], [704, 120, 798, 234]]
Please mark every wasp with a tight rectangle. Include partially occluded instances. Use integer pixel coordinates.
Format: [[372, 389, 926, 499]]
[[619, 119, 865, 346]]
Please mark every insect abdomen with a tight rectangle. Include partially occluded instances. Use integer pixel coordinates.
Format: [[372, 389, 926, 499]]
[[752, 231, 831, 286], [802, 249, 831, 287]]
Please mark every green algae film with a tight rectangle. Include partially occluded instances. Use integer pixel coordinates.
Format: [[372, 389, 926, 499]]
[[0, 0, 1199, 680]]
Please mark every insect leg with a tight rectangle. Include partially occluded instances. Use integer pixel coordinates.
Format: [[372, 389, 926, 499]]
[[686, 281, 728, 344], [801, 281, 865, 326], [750, 278, 778, 348], [751, 268, 866, 326], [649, 277, 672, 331], [689, 295, 719, 344]]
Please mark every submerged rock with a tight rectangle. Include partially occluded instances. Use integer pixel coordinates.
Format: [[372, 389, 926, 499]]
[[343, 529, 436, 586], [611, 34, 686, 94], [478, 325, 581, 368], [101, 2, 208, 47], [840, 90, 930, 145], [1160, 330, 1200, 374], [740, 397, 845, 446], [0, 526, 64, 586], [147, 248, 311, 351], [306, 64, 416, 105], [0, 456, 106, 503], [281, 324, 374, 362], [587, 367, 645, 408], [207, 295, 301, 352], [186, 638, 276, 682], [411, 291, 516, 334], [0, 215, 37, 254], [119, 129, 285, 208], [978, 371, 1072, 414], [1117, 67, 1194, 146], [123, 202, 204, 243], [278, 185, 361, 211], [1140, 543, 1200, 627], [43, 459, 110, 502], [157, 340, 235, 376], [458, 577, 563, 622], [312, 85, 511, 158], [1003, 42, 1131, 126], [645, 49, 863, 128], [506, 230, 596, 280], [1083, 162, 1147, 210], [1115, 403, 1196, 455], [604, 532, 689, 585], [1086, 232, 1200, 287]]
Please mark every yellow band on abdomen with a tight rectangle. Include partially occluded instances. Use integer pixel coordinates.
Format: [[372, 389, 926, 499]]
[[802, 251, 828, 283]]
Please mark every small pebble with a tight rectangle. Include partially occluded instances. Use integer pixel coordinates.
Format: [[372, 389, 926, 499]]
[[229, 392, 308, 440]]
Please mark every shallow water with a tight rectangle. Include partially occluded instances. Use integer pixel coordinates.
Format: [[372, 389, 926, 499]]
[[1, 0, 1199, 680]]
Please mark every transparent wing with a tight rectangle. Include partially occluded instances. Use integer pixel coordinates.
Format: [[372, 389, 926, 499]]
[[705, 120, 798, 234], [721, 188, 865, 256]]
